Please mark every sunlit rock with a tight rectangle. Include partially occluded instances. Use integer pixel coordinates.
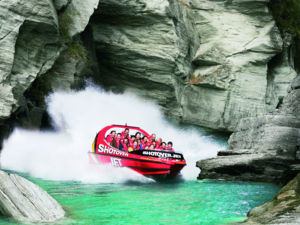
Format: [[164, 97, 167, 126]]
[[0, 170, 65, 222]]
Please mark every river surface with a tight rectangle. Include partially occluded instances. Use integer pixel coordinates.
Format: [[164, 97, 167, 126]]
[[0, 175, 279, 225], [0, 86, 280, 224]]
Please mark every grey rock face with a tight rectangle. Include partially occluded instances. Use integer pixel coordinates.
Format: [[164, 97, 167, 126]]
[[91, 0, 195, 117], [0, 170, 65, 222], [0, 0, 99, 141], [197, 73, 300, 184], [243, 173, 300, 225], [91, 0, 296, 131], [0, 0, 60, 123]]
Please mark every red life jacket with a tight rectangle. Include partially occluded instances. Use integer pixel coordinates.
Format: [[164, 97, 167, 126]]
[[156, 141, 161, 147], [106, 134, 113, 144], [123, 144, 128, 151], [115, 137, 120, 148], [159, 146, 166, 151], [147, 136, 155, 144], [121, 131, 129, 139]]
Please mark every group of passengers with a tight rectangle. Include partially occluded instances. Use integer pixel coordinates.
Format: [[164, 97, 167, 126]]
[[106, 128, 174, 153]]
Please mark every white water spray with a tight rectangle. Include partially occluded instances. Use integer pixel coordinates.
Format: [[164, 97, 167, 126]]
[[0, 85, 226, 183]]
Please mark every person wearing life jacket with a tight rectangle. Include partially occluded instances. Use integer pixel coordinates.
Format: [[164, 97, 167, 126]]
[[106, 130, 116, 144], [160, 142, 167, 151], [137, 139, 143, 150], [121, 128, 129, 139], [111, 138, 118, 148], [156, 138, 162, 149], [114, 133, 121, 147], [150, 140, 157, 149], [146, 143, 155, 150], [122, 138, 129, 151], [140, 136, 148, 149], [135, 132, 141, 141], [147, 133, 155, 144], [128, 140, 139, 152], [150, 133, 156, 142], [116, 133, 124, 150], [129, 135, 135, 146], [167, 141, 174, 152]]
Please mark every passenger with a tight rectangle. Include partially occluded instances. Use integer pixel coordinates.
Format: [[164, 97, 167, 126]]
[[106, 130, 116, 144], [151, 140, 156, 149], [122, 138, 129, 151], [141, 136, 148, 149], [121, 128, 129, 139], [128, 140, 139, 152], [167, 141, 174, 152], [115, 133, 122, 148], [146, 144, 155, 150], [137, 139, 143, 150], [129, 135, 136, 146], [150, 133, 156, 142], [116, 133, 124, 150], [160, 142, 166, 151], [111, 138, 118, 148], [135, 132, 141, 140], [156, 138, 162, 149]]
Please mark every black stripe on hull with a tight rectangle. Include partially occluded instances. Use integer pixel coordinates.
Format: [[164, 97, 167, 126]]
[[89, 152, 168, 165], [127, 166, 170, 171]]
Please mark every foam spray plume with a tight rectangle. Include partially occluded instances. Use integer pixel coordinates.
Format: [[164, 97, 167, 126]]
[[0, 86, 225, 183]]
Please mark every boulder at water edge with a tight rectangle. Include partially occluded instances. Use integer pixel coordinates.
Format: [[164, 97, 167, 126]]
[[0, 170, 65, 223], [244, 173, 300, 224]]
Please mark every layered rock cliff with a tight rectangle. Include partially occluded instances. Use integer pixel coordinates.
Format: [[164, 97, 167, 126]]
[[0, 0, 99, 146], [0, 0, 299, 224], [197, 71, 300, 184], [0, 0, 297, 145], [91, 0, 296, 131]]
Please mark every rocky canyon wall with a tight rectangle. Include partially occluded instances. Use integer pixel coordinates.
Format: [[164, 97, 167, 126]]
[[0, 0, 298, 143], [91, 0, 297, 131], [0, 0, 100, 146], [197, 72, 300, 184]]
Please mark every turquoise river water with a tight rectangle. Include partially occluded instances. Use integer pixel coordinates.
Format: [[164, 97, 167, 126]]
[[0, 176, 279, 225], [0, 87, 280, 224]]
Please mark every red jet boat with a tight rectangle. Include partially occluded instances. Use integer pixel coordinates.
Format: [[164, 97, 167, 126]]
[[89, 124, 186, 181]]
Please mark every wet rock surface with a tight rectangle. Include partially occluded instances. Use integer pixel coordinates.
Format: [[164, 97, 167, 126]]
[[197, 73, 300, 184], [0, 170, 65, 222], [243, 173, 300, 225]]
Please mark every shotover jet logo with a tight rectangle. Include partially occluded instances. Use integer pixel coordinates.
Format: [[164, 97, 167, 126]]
[[111, 157, 122, 167]]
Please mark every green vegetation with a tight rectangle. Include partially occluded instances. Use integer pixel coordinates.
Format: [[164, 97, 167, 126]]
[[269, 0, 300, 38], [58, 12, 73, 43], [66, 39, 88, 61]]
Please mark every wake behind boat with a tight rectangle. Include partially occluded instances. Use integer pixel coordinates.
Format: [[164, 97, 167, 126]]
[[89, 124, 186, 181]]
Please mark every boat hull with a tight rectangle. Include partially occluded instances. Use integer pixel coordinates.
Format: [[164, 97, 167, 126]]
[[88, 152, 186, 180]]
